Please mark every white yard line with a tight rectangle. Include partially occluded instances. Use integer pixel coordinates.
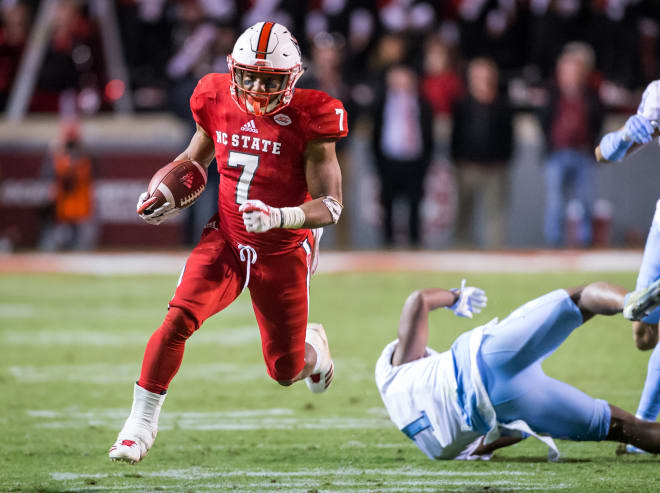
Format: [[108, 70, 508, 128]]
[[0, 303, 36, 317], [10, 362, 269, 383], [29, 408, 391, 430], [8, 358, 372, 384], [3, 326, 259, 346], [52, 468, 544, 480], [52, 469, 569, 493]]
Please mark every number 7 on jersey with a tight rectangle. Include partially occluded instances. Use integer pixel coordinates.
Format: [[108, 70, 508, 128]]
[[227, 151, 259, 205], [335, 108, 344, 131]]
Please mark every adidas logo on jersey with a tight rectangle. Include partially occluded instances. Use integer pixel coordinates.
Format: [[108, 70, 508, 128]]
[[240, 120, 258, 134]]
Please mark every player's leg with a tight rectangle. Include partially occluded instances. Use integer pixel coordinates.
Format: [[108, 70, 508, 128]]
[[491, 365, 660, 453], [625, 325, 660, 454], [249, 234, 333, 392], [634, 200, 660, 293], [406, 164, 425, 246], [608, 405, 660, 453], [480, 283, 625, 402], [623, 200, 660, 322], [573, 151, 594, 246], [622, 200, 660, 452], [379, 161, 396, 246], [110, 222, 244, 463], [492, 365, 612, 442], [543, 152, 566, 246], [637, 344, 660, 421], [489, 354, 660, 452], [483, 167, 508, 249], [455, 164, 476, 245]]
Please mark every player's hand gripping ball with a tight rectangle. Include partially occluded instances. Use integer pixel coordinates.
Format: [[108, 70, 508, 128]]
[[137, 160, 207, 225]]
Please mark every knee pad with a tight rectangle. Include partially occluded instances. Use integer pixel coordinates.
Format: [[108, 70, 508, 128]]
[[160, 307, 199, 342]]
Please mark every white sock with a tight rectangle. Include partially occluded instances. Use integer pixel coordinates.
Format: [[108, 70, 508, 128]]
[[126, 383, 166, 432], [305, 327, 325, 374]]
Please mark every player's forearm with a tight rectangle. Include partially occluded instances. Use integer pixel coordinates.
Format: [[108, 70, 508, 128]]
[[393, 289, 458, 365], [471, 436, 523, 456], [418, 288, 460, 311]]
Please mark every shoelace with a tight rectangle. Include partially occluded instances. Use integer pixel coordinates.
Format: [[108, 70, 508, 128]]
[[238, 244, 257, 291]]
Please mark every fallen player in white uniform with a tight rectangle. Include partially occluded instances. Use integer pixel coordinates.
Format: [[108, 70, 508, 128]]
[[375, 279, 660, 460]]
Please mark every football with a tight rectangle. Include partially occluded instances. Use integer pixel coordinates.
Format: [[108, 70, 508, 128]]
[[138, 159, 207, 214]]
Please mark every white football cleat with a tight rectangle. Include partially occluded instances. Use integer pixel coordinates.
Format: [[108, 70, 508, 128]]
[[109, 424, 155, 464], [623, 278, 660, 321], [109, 383, 166, 464], [305, 323, 334, 393]]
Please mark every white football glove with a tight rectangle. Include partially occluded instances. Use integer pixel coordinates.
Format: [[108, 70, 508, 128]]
[[450, 279, 488, 319], [136, 191, 180, 225], [239, 199, 282, 233]]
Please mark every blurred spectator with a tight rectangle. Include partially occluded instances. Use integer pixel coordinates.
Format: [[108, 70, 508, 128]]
[[528, 0, 587, 80], [421, 35, 463, 116], [588, 0, 643, 90], [451, 57, 513, 249], [457, 0, 526, 73], [39, 122, 97, 251], [31, 0, 103, 113], [116, 0, 173, 110], [539, 43, 604, 247], [371, 65, 433, 247], [300, 32, 356, 118], [299, 31, 355, 247], [300, 33, 348, 99], [0, 1, 30, 111], [367, 33, 408, 94], [166, 0, 219, 123]]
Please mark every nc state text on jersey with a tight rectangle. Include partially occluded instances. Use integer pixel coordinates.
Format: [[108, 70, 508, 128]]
[[215, 131, 282, 155]]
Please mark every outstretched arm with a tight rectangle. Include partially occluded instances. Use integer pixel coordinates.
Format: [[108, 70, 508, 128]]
[[240, 138, 343, 232], [391, 281, 488, 366], [391, 289, 458, 366]]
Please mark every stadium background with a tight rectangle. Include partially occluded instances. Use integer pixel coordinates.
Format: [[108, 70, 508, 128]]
[[3, 1, 660, 492], [1, 0, 660, 250]]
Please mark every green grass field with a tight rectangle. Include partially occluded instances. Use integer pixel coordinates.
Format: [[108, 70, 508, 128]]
[[2, 270, 660, 492]]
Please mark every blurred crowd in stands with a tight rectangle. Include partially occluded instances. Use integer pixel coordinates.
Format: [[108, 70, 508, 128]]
[[2, 0, 660, 250], [3, 0, 659, 115]]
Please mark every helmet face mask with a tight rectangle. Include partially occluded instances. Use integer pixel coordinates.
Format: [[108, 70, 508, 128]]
[[227, 22, 304, 116], [231, 64, 291, 115]]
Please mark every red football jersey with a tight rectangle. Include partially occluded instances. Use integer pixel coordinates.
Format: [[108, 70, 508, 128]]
[[190, 73, 348, 253]]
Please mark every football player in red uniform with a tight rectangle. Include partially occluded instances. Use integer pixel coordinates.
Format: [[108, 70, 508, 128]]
[[109, 21, 348, 463]]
